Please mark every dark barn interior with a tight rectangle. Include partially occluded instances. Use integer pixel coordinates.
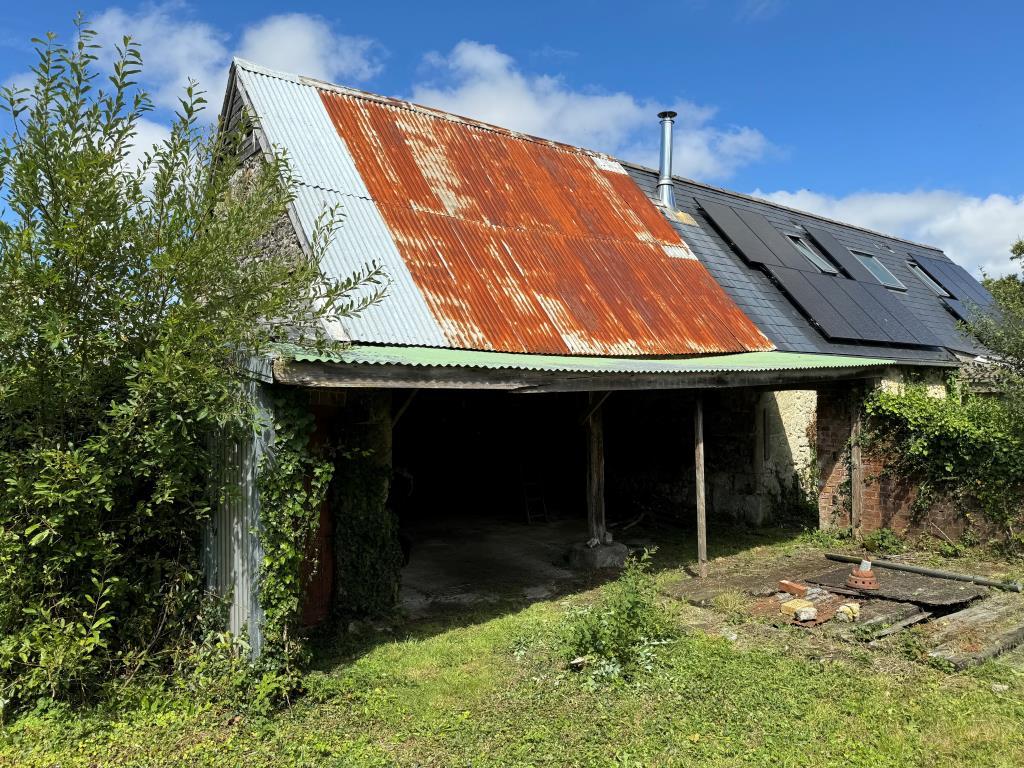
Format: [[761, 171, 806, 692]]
[[300, 385, 776, 625], [391, 391, 587, 528]]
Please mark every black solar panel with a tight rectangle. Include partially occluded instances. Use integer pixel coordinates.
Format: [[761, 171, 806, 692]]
[[862, 283, 940, 346], [734, 208, 816, 272], [943, 298, 969, 321], [833, 279, 907, 343], [765, 265, 859, 340], [916, 254, 994, 307], [807, 275, 893, 343], [694, 198, 784, 267], [803, 225, 878, 283], [692, 199, 969, 351]]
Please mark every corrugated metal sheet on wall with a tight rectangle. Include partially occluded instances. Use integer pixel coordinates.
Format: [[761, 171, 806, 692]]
[[233, 60, 773, 357], [203, 381, 273, 656]]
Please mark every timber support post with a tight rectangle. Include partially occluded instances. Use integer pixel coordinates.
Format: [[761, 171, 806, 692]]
[[850, 405, 863, 535], [586, 391, 608, 545], [694, 395, 708, 578]]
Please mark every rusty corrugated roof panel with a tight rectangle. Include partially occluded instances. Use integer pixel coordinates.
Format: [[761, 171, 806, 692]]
[[234, 59, 773, 355]]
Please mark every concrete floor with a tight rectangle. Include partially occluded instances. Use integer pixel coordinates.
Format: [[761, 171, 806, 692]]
[[399, 518, 588, 619]]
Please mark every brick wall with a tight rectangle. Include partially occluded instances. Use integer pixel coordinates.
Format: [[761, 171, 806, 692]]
[[815, 382, 974, 539], [815, 384, 855, 529]]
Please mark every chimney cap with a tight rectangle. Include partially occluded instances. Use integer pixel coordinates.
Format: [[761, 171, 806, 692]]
[[657, 110, 677, 120]]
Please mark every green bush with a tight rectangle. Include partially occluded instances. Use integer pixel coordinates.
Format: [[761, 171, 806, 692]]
[[862, 528, 906, 556], [864, 384, 1024, 540], [0, 22, 382, 710], [563, 552, 675, 683]]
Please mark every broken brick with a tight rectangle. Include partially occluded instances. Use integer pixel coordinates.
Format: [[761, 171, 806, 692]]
[[778, 580, 809, 598]]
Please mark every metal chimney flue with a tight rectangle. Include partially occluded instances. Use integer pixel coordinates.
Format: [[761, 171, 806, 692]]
[[656, 110, 677, 208]]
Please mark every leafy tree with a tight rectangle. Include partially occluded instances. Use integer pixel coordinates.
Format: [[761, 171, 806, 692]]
[[967, 237, 1024, 376], [0, 22, 383, 707]]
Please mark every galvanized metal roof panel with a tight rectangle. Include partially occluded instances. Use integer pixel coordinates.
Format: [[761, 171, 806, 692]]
[[237, 60, 370, 196], [233, 59, 773, 357], [280, 344, 897, 374], [291, 186, 447, 347]]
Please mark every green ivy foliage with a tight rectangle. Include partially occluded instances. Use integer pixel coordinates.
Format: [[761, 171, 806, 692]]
[[332, 455, 402, 617], [862, 236, 1024, 545], [332, 393, 402, 617], [255, 392, 334, 684], [864, 384, 1024, 537]]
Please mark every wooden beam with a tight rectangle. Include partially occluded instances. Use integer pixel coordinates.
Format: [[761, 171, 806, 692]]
[[512, 367, 896, 393], [579, 391, 612, 426], [850, 405, 864, 534], [694, 396, 708, 578], [391, 389, 419, 428], [586, 392, 607, 545]]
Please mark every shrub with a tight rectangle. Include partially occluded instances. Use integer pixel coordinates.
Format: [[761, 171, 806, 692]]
[[563, 552, 675, 683], [864, 384, 1024, 541], [862, 528, 906, 556], [0, 22, 383, 709]]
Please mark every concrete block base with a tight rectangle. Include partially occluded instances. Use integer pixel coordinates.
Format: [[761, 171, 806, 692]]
[[567, 542, 629, 571]]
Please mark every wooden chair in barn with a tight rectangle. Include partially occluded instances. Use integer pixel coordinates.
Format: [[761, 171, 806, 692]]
[[522, 476, 548, 525]]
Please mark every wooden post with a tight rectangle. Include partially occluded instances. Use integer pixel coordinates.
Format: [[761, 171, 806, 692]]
[[850, 408, 863, 534], [586, 392, 607, 545], [694, 396, 708, 578]]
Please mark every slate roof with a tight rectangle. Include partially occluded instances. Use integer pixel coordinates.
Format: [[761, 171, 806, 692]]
[[624, 163, 984, 364]]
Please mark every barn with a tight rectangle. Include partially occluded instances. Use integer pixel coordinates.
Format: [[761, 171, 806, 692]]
[[205, 59, 991, 653]]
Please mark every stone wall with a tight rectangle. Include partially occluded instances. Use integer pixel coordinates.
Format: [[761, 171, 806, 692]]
[[755, 389, 818, 523]]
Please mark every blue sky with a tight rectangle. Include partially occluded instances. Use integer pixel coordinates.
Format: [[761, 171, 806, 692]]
[[3, 1, 1022, 274]]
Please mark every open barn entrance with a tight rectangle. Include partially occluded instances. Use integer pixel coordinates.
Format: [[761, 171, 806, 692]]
[[391, 390, 588, 617], [302, 383, 803, 624], [388, 388, 722, 619]]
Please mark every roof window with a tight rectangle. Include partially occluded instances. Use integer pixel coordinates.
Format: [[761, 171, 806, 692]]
[[908, 262, 951, 296], [851, 250, 906, 290], [787, 235, 838, 274]]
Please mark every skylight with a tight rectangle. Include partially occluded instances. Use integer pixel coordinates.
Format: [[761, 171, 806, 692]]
[[851, 251, 906, 290], [788, 235, 838, 274], [908, 262, 951, 297]]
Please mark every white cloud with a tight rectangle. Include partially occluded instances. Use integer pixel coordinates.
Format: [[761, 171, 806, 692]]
[[2, 70, 34, 92], [412, 41, 771, 181], [753, 188, 1024, 278], [738, 0, 785, 21], [92, 4, 384, 120], [93, 3, 229, 112], [237, 14, 384, 84], [123, 116, 171, 174]]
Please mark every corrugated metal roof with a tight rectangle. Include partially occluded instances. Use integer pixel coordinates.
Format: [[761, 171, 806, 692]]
[[280, 344, 896, 374], [233, 59, 773, 357]]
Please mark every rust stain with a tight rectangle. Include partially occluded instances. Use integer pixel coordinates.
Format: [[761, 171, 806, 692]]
[[319, 89, 773, 355]]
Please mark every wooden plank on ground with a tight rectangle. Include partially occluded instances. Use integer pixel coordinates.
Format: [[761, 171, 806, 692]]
[[925, 593, 1024, 669]]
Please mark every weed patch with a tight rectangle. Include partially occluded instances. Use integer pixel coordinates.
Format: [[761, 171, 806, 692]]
[[562, 552, 676, 683]]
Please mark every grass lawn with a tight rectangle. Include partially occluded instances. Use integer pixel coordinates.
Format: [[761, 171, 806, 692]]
[[4, 529, 1024, 767]]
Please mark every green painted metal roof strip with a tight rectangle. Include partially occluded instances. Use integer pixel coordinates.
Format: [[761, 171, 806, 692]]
[[279, 345, 897, 375]]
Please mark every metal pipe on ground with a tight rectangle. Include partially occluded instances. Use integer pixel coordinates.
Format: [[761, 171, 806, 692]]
[[825, 553, 1023, 592]]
